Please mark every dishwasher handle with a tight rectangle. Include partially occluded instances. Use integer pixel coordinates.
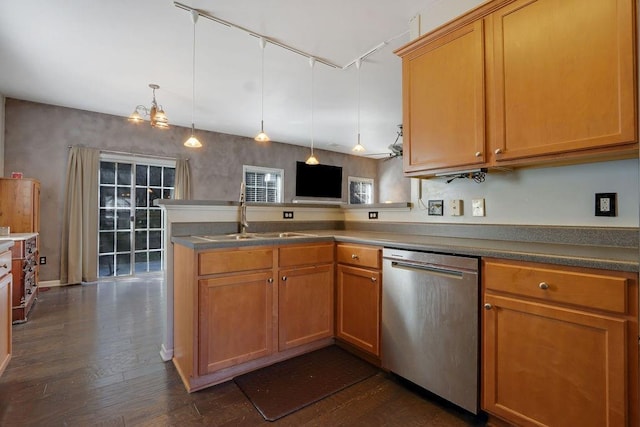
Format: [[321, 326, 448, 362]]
[[389, 260, 466, 279]]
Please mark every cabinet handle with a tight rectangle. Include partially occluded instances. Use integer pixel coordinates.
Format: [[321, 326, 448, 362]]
[[539, 282, 549, 290], [484, 303, 493, 310], [281, 276, 287, 282], [351, 254, 359, 260], [267, 278, 273, 284], [371, 277, 377, 282], [1, 264, 7, 269], [494, 148, 503, 155], [475, 151, 482, 157]]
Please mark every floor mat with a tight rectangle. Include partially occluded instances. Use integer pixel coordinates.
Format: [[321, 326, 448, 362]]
[[234, 345, 378, 421]]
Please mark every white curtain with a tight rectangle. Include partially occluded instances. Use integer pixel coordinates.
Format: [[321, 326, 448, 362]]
[[60, 146, 99, 284], [174, 158, 192, 200]]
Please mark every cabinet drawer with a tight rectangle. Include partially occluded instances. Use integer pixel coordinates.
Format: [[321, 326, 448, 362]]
[[279, 243, 334, 268], [199, 248, 274, 276], [483, 259, 631, 314], [336, 244, 381, 269], [0, 251, 11, 278]]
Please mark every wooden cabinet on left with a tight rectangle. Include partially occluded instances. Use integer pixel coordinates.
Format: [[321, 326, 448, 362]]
[[0, 247, 12, 377], [173, 242, 334, 392]]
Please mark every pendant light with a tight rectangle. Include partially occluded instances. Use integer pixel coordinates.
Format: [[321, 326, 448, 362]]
[[305, 57, 319, 165], [184, 10, 202, 148], [254, 38, 270, 142], [352, 59, 365, 153]]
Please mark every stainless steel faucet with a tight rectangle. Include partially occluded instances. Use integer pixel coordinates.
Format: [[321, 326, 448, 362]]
[[239, 181, 248, 235]]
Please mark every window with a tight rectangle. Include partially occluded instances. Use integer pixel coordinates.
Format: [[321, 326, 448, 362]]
[[243, 165, 284, 203], [348, 176, 374, 204]]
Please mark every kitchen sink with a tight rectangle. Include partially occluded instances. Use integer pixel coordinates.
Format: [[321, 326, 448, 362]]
[[192, 232, 317, 242], [255, 232, 318, 238]]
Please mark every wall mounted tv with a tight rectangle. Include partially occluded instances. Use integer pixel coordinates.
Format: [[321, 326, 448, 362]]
[[295, 161, 343, 199]]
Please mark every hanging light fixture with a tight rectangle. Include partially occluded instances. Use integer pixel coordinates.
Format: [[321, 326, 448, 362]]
[[254, 37, 270, 142], [128, 83, 169, 129], [352, 58, 365, 153], [184, 10, 202, 148], [305, 57, 319, 165]]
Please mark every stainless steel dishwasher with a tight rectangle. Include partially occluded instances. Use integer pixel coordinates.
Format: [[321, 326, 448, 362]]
[[382, 248, 479, 414]]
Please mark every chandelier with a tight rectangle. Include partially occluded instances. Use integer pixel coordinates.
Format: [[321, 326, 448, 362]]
[[128, 83, 169, 129]]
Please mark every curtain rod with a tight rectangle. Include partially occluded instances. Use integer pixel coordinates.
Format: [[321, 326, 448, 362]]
[[67, 146, 188, 161]]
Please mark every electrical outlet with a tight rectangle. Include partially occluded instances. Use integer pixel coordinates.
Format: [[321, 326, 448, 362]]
[[283, 211, 294, 219], [472, 198, 485, 217], [595, 193, 617, 217], [39, 256, 46, 265], [368, 211, 379, 219]]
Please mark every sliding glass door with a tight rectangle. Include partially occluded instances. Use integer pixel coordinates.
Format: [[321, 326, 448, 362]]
[[98, 156, 175, 278]]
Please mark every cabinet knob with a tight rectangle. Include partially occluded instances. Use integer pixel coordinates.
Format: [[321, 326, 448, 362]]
[[281, 276, 287, 282], [539, 282, 549, 290], [371, 277, 377, 282], [267, 278, 273, 284], [494, 148, 503, 155], [1, 264, 7, 269], [351, 254, 359, 260], [475, 151, 482, 157], [484, 303, 493, 310]]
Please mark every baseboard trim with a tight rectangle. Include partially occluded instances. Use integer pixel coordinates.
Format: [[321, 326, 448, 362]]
[[39, 279, 64, 287], [160, 344, 173, 362]]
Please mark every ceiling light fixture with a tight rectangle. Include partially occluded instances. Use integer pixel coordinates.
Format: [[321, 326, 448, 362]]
[[254, 37, 270, 143], [305, 57, 319, 165], [352, 59, 365, 153], [184, 10, 202, 148], [128, 84, 169, 129]]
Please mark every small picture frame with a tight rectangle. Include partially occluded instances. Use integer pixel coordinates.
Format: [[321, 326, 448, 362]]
[[11, 172, 23, 179], [428, 199, 444, 216]]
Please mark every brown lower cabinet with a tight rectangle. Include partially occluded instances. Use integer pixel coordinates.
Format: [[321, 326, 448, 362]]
[[173, 242, 335, 392], [482, 258, 638, 427], [335, 243, 382, 358]]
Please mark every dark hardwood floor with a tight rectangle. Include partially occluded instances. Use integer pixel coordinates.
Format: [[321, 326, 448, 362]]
[[0, 277, 486, 426]]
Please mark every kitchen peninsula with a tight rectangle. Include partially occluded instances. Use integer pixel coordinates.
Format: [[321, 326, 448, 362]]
[[161, 199, 639, 426]]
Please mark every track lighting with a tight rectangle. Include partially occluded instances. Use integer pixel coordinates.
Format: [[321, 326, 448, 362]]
[[306, 57, 319, 165], [255, 37, 270, 142], [184, 10, 202, 148], [352, 59, 365, 153], [128, 84, 169, 129]]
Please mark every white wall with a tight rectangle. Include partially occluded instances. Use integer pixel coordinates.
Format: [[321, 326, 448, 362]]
[[347, 159, 639, 227]]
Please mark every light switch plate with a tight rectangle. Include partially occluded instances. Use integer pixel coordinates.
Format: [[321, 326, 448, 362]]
[[472, 198, 485, 217], [449, 199, 463, 216]]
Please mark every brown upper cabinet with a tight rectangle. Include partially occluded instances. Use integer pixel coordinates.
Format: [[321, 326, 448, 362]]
[[396, 0, 637, 177]]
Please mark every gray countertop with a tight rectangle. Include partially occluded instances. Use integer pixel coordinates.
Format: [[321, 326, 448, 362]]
[[172, 229, 639, 273]]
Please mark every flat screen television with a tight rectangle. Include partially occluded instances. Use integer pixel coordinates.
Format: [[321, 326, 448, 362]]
[[295, 161, 342, 199]]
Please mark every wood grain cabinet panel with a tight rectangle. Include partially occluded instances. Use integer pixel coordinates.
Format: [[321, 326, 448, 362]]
[[278, 264, 334, 351], [490, 0, 637, 163], [482, 258, 638, 426], [401, 20, 486, 174], [198, 271, 274, 375], [335, 244, 382, 358], [336, 265, 381, 356]]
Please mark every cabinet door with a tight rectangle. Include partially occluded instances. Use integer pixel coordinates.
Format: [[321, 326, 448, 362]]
[[198, 271, 274, 375], [0, 272, 11, 377], [336, 265, 380, 356], [402, 20, 486, 174], [278, 264, 334, 351], [483, 293, 627, 427], [490, 0, 636, 162]]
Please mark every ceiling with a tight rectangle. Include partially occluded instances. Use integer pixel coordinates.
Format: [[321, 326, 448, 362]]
[[0, 0, 474, 158]]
